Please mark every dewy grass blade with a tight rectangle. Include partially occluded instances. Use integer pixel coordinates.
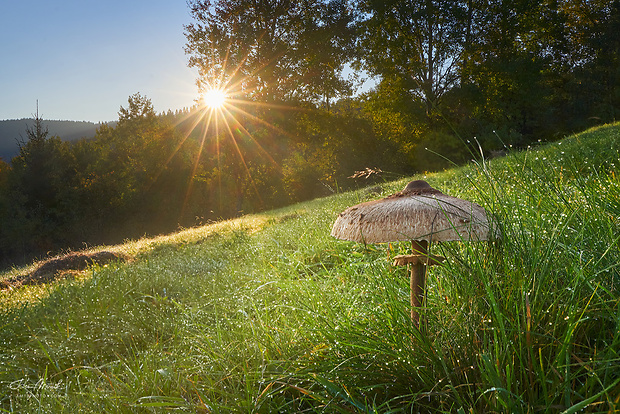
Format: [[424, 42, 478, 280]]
[[560, 378, 620, 414]]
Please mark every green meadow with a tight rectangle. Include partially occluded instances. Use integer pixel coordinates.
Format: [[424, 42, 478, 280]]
[[1, 124, 619, 413]]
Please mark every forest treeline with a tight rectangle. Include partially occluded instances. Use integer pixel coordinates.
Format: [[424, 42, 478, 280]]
[[1, 0, 619, 267], [0, 119, 103, 161]]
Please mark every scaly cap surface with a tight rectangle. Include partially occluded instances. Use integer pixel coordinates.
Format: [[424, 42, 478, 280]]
[[331, 180, 498, 243]]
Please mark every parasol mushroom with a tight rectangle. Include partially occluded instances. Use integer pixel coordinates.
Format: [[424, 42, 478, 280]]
[[331, 180, 498, 327]]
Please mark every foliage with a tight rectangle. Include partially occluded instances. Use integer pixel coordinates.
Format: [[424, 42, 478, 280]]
[[357, 0, 469, 118], [184, 0, 356, 105], [0, 95, 404, 266], [456, 0, 620, 144], [355, 0, 620, 148], [0, 96, 192, 264], [3, 112, 78, 257], [0, 123, 618, 412]]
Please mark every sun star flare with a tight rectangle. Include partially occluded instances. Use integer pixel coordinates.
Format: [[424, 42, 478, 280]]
[[203, 88, 227, 109]]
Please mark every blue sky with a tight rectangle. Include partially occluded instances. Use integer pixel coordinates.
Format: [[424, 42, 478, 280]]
[[0, 1, 199, 122]]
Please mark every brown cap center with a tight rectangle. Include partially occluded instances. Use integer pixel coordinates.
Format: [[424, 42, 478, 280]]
[[400, 180, 442, 196]]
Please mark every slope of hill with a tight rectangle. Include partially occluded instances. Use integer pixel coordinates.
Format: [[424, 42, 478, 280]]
[[0, 123, 619, 412], [0, 119, 104, 161]]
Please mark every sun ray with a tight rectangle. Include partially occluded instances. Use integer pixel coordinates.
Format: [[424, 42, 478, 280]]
[[214, 106, 222, 212], [223, 100, 301, 142], [176, 34, 330, 218], [139, 103, 212, 196], [219, 105, 281, 170], [170, 81, 308, 220], [180, 106, 215, 220], [219, 106, 264, 208], [166, 104, 209, 165]]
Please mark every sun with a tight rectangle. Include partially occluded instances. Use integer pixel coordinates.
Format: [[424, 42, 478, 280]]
[[203, 88, 227, 109]]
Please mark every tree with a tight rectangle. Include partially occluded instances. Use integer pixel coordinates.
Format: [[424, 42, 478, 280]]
[[359, 76, 427, 166], [357, 0, 470, 120], [83, 94, 184, 226], [452, 0, 620, 143], [184, 0, 356, 105], [4, 110, 78, 256], [569, 0, 620, 124], [118, 92, 156, 122]]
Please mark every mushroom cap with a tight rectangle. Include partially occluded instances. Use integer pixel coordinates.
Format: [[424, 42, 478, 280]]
[[331, 180, 498, 244]]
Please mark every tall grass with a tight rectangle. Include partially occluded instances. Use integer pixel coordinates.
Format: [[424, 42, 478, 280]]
[[0, 124, 618, 412]]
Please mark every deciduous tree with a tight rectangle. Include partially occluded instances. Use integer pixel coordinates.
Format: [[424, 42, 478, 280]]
[[184, 0, 356, 106], [357, 0, 470, 120]]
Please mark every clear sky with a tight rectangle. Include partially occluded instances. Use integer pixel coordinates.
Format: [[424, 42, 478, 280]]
[[0, 1, 199, 123]]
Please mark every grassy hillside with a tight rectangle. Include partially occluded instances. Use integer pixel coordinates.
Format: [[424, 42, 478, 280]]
[[1, 124, 619, 412]]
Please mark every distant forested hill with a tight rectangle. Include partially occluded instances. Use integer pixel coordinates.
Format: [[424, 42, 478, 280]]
[[0, 119, 105, 161]]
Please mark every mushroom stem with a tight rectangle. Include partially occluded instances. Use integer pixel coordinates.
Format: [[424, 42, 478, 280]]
[[410, 240, 429, 327]]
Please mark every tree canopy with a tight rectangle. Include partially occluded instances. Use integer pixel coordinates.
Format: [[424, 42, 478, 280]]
[[184, 0, 357, 106]]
